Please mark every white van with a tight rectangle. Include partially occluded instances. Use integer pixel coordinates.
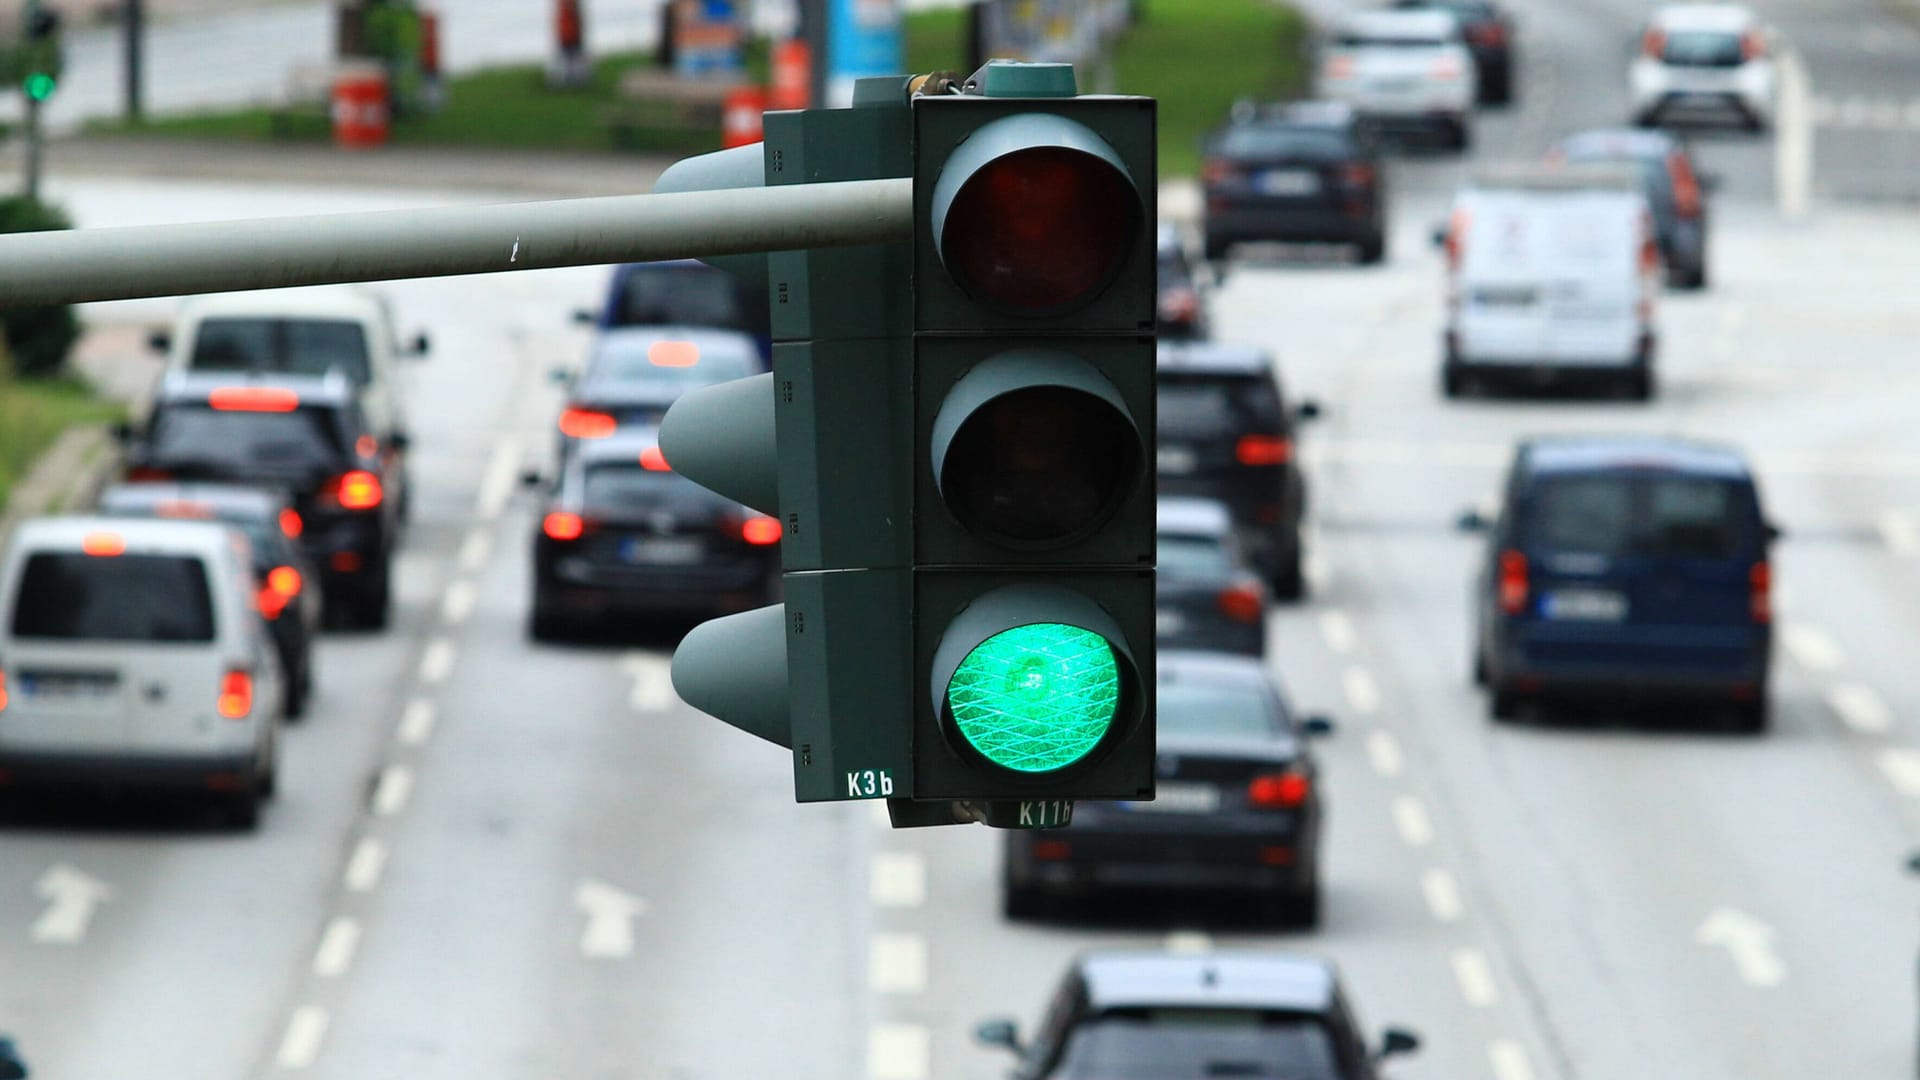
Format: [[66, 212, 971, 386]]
[[0, 517, 282, 828], [1316, 9, 1478, 150], [1439, 164, 1660, 400], [157, 288, 424, 453]]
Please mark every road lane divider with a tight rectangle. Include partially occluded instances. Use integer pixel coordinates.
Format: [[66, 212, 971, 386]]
[[475, 436, 523, 520], [1318, 609, 1356, 655], [311, 916, 361, 978], [1342, 667, 1381, 717], [1391, 796, 1433, 848], [1827, 683, 1891, 734], [370, 765, 415, 818], [621, 653, 676, 712], [1775, 47, 1814, 221], [870, 852, 926, 909], [441, 580, 477, 626], [457, 526, 492, 572], [1489, 1039, 1536, 1080], [1878, 509, 1920, 558], [343, 837, 386, 893], [869, 932, 929, 994], [1877, 748, 1920, 797], [868, 1022, 931, 1080], [1451, 947, 1500, 1007], [274, 1006, 329, 1071], [1780, 625, 1843, 672], [1421, 868, 1463, 923], [1365, 730, 1405, 779], [418, 638, 456, 684], [397, 698, 437, 747]]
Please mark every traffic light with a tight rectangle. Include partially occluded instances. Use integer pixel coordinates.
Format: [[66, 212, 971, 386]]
[[17, 2, 60, 101], [665, 61, 1156, 828]]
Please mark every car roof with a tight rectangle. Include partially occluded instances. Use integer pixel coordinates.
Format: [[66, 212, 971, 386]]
[[154, 369, 356, 406], [1225, 99, 1357, 131], [99, 482, 285, 518], [613, 259, 716, 275], [1557, 128, 1680, 160], [1157, 650, 1275, 690], [589, 325, 759, 363], [1338, 9, 1460, 37], [1520, 435, 1753, 480], [1651, 3, 1756, 31], [1157, 340, 1275, 379], [179, 287, 389, 323], [573, 428, 666, 466], [1470, 162, 1644, 193], [1076, 951, 1339, 1013], [1157, 497, 1234, 537], [7, 514, 239, 559]]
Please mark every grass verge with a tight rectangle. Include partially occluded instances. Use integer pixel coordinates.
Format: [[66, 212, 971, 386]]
[[0, 374, 122, 513]]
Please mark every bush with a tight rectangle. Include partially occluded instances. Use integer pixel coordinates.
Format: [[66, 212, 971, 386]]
[[0, 197, 79, 378]]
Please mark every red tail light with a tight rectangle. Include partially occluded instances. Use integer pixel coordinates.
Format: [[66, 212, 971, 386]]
[[1750, 561, 1771, 623], [1236, 434, 1292, 466], [1160, 288, 1200, 324], [1468, 23, 1506, 47], [217, 669, 253, 720], [1432, 57, 1464, 79], [1201, 158, 1235, 185], [1340, 162, 1376, 188], [1322, 55, 1354, 79], [0, 669, 8, 714], [125, 466, 173, 482], [1217, 582, 1264, 624], [1248, 771, 1311, 809], [256, 583, 288, 620], [1670, 153, 1702, 218], [209, 386, 299, 412], [1445, 207, 1471, 270], [558, 406, 617, 439], [279, 508, 304, 538], [1741, 30, 1766, 60], [256, 566, 302, 620], [639, 446, 671, 472], [1498, 549, 1530, 615], [324, 470, 383, 511], [542, 512, 585, 541], [82, 531, 127, 557], [742, 516, 782, 546], [1641, 28, 1666, 58]]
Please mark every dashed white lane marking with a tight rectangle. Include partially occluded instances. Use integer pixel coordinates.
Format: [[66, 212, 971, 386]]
[[868, 1023, 931, 1080], [397, 698, 437, 747], [1421, 868, 1463, 923], [869, 932, 929, 994], [1164, 930, 1214, 954], [312, 916, 361, 977], [1878, 748, 1920, 796], [343, 837, 386, 893], [457, 527, 491, 572], [1342, 667, 1381, 716], [1827, 683, 1892, 735], [1489, 1039, 1536, 1080], [1696, 907, 1787, 988], [475, 437, 522, 520], [1451, 947, 1500, 1007], [371, 765, 414, 818], [1391, 796, 1433, 847], [1781, 625, 1844, 672], [1365, 730, 1405, 778], [274, 1006, 329, 1070], [575, 879, 644, 959], [418, 638, 456, 684], [870, 852, 927, 909], [1879, 510, 1920, 557], [1318, 610, 1357, 655], [622, 653, 676, 712], [1303, 554, 1330, 593], [440, 581, 477, 626]]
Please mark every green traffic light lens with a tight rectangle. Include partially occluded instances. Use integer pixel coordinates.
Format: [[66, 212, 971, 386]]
[[946, 622, 1120, 773], [23, 73, 54, 101]]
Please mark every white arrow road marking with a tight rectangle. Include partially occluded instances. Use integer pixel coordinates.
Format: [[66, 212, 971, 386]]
[[1827, 683, 1891, 734], [1343, 666, 1381, 716], [1365, 730, 1404, 778], [574, 878, 644, 959], [621, 653, 676, 712], [275, 1006, 330, 1070], [1696, 907, 1787, 987], [31, 864, 112, 944]]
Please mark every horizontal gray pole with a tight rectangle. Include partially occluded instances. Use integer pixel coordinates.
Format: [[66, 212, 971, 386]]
[[0, 177, 914, 308]]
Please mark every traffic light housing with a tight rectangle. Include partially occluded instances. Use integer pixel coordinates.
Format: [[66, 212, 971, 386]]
[[12, 3, 61, 101], [665, 61, 1156, 827]]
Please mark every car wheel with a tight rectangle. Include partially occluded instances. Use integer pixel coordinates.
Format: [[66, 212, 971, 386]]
[[529, 609, 570, 642], [1356, 232, 1387, 265], [223, 791, 262, 832], [1627, 366, 1656, 402], [1204, 236, 1230, 263], [1732, 699, 1769, 735], [1491, 686, 1520, 721], [352, 557, 392, 630], [1270, 545, 1307, 603], [1449, 119, 1472, 152], [1442, 362, 1469, 399], [1472, 646, 1489, 687], [1681, 265, 1708, 291]]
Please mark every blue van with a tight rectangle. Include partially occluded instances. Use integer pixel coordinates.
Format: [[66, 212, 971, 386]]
[[1467, 435, 1776, 730], [577, 260, 771, 366]]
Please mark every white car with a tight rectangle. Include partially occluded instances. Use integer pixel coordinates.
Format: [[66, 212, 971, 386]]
[[1629, 3, 1776, 131], [0, 516, 284, 828], [1316, 10, 1477, 150]]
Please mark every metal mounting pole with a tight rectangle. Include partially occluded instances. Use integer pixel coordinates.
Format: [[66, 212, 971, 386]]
[[22, 94, 42, 201], [124, 0, 145, 121], [0, 177, 914, 308]]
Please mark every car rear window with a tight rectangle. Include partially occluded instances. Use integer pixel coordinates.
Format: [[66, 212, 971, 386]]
[[150, 406, 348, 472], [1215, 126, 1353, 162], [10, 552, 216, 642], [1527, 473, 1750, 558], [1158, 534, 1232, 581], [587, 340, 757, 388], [1058, 1011, 1341, 1078], [1337, 31, 1450, 47], [1157, 681, 1279, 738], [190, 318, 372, 386], [580, 463, 716, 516], [610, 265, 767, 339], [1661, 30, 1745, 67], [1157, 375, 1286, 442]]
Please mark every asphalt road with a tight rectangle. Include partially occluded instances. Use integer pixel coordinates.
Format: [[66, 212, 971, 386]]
[[4, 0, 1920, 1078]]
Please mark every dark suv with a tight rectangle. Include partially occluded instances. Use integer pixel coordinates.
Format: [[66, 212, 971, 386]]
[[577, 259, 772, 365], [1202, 102, 1387, 264], [121, 372, 405, 629], [1552, 128, 1713, 289], [1466, 435, 1777, 729], [1156, 341, 1318, 599]]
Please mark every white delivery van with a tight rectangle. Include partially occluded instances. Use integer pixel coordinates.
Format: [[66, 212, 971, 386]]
[[0, 517, 282, 828], [1440, 164, 1660, 400]]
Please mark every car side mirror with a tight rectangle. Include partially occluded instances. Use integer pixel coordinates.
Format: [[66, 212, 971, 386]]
[[110, 420, 134, 443], [1431, 224, 1449, 250], [1905, 851, 1920, 875], [388, 432, 412, 453], [408, 332, 431, 357], [520, 469, 545, 489], [572, 309, 596, 326], [146, 330, 171, 354], [1457, 507, 1491, 532], [549, 366, 574, 386], [0, 1036, 27, 1079], [974, 1018, 1023, 1055], [1764, 521, 1783, 543], [1378, 1027, 1421, 1060], [1700, 170, 1723, 194], [1302, 714, 1335, 737], [1294, 399, 1323, 422]]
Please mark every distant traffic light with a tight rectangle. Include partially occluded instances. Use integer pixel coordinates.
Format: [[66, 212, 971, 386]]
[[18, 3, 61, 101]]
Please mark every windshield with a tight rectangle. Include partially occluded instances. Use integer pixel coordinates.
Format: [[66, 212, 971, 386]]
[[586, 340, 757, 388], [610, 265, 765, 337], [1158, 534, 1233, 580], [150, 406, 346, 472], [1217, 127, 1353, 162], [1158, 682, 1279, 739], [580, 463, 716, 516], [1057, 1011, 1341, 1079], [1527, 473, 1750, 558], [190, 317, 372, 386], [11, 552, 216, 642], [1158, 376, 1286, 442], [1661, 30, 1745, 66]]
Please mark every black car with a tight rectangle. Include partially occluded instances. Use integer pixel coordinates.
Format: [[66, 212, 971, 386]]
[[554, 326, 761, 464], [577, 259, 773, 364], [1551, 128, 1712, 289], [121, 371, 406, 629], [528, 428, 780, 639], [1156, 341, 1318, 599], [1465, 435, 1776, 728], [97, 482, 320, 718], [976, 951, 1421, 1080], [1157, 225, 1210, 339], [1202, 102, 1387, 265], [1157, 496, 1268, 657], [1393, 0, 1516, 104], [1002, 651, 1330, 925]]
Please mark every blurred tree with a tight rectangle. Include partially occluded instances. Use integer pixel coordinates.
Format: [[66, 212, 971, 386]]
[[0, 196, 79, 378]]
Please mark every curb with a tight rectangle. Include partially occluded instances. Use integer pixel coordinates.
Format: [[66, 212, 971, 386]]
[[0, 424, 119, 549]]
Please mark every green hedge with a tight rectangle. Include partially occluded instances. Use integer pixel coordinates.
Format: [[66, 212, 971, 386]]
[[0, 197, 79, 379]]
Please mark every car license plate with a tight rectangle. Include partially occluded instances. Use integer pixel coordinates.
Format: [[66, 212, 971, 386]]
[[1475, 287, 1538, 307], [1542, 587, 1628, 622], [1157, 446, 1198, 475], [1155, 609, 1187, 636], [620, 537, 703, 565], [1256, 169, 1319, 196], [1123, 782, 1220, 814], [18, 671, 118, 699]]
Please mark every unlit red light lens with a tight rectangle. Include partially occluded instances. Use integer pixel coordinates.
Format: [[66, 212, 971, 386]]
[[941, 147, 1138, 314], [946, 623, 1119, 774], [940, 386, 1137, 547]]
